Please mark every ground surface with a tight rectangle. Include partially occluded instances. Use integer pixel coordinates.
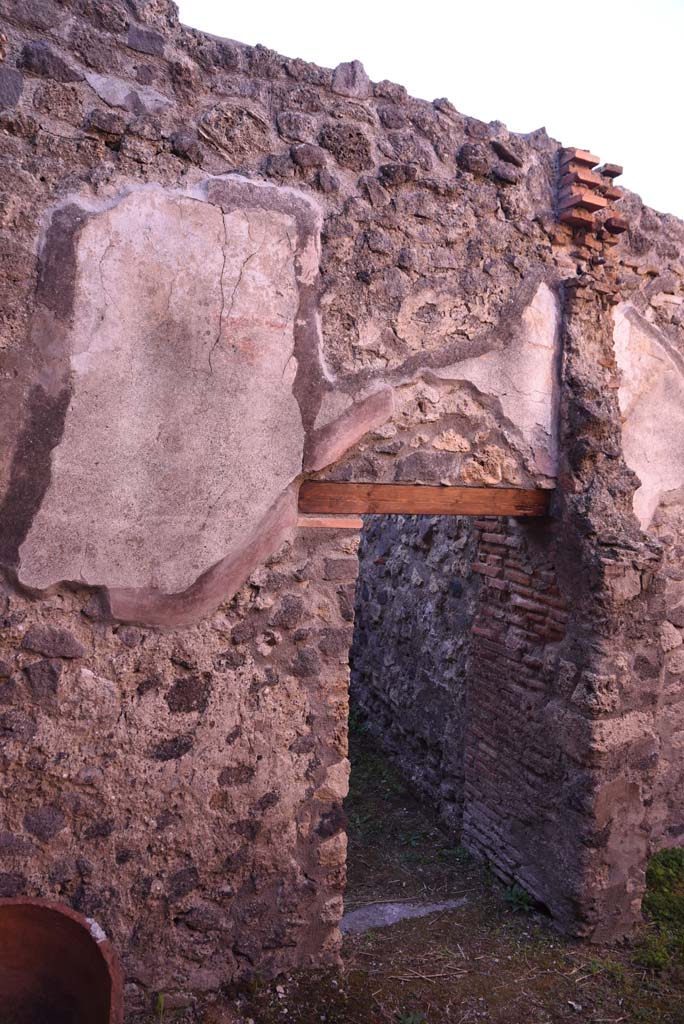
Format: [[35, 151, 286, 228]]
[[196, 711, 684, 1024]]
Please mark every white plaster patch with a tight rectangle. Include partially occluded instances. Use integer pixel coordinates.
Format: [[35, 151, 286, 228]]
[[86, 917, 108, 943], [19, 187, 307, 594], [613, 303, 684, 529], [432, 282, 561, 477]]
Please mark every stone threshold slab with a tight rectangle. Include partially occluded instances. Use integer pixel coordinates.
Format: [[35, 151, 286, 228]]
[[340, 897, 468, 936]]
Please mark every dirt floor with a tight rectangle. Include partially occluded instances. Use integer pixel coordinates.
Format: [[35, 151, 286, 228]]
[[196, 709, 684, 1024]]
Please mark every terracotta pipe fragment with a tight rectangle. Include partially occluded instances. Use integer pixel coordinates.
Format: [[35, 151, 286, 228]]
[[0, 899, 123, 1024]]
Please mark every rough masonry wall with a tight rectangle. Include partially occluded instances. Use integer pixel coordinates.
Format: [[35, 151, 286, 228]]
[[0, 1, 576, 1009], [352, 245, 684, 939], [0, 526, 359, 1017], [543, 282, 664, 940], [351, 515, 477, 832], [610, 272, 684, 860], [0, 0, 574, 634], [609, 210, 684, 862], [649, 496, 684, 849], [1, 0, 684, 1012], [350, 203, 684, 937]]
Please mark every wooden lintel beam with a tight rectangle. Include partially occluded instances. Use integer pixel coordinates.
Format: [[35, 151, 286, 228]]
[[297, 514, 363, 530], [299, 482, 552, 518]]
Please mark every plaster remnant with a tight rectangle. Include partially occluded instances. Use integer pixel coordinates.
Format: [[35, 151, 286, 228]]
[[613, 303, 684, 528], [18, 184, 308, 600], [86, 917, 108, 943], [305, 388, 395, 472], [432, 283, 561, 477]]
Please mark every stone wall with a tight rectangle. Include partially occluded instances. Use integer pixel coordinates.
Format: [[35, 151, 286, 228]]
[[607, 204, 684, 868], [0, 526, 359, 1016], [351, 234, 684, 940], [1, 0, 684, 1015], [351, 514, 476, 832], [644, 497, 684, 849], [352, 261, 684, 942]]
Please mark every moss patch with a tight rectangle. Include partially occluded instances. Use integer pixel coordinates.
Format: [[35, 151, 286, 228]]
[[634, 847, 684, 973]]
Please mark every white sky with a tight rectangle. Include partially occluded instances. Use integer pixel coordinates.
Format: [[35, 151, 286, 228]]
[[177, 0, 684, 220]]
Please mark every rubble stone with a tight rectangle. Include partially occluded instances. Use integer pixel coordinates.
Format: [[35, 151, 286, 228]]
[[0, 2, 682, 1012]]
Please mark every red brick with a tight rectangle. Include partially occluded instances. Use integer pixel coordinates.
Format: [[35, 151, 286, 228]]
[[472, 625, 501, 640], [571, 231, 601, 251], [560, 167, 603, 189], [480, 606, 506, 620], [473, 562, 503, 577], [560, 187, 609, 211], [560, 208, 595, 229], [560, 148, 600, 167], [487, 534, 520, 548], [530, 622, 565, 639], [504, 569, 533, 586], [605, 214, 628, 234], [479, 542, 508, 555], [485, 577, 509, 591], [598, 162, 623, 178], [504, 560, 531, 574], [511, 593, 548, 615], [528, 591, 566, 611]]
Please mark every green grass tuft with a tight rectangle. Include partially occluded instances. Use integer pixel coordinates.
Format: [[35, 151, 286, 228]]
[[634, 846, 684, 972], [503, 883, 535, 914]]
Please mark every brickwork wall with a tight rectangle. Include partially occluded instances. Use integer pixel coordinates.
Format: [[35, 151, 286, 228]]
[[464, 516, 570, 914]]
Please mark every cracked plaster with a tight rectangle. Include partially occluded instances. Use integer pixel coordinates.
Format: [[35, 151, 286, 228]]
[[13, 183, 561, 625], [18, 183, 308, 599]]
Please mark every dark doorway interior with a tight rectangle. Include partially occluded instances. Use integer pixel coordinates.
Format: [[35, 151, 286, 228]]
[[349, 514, 476, 835]]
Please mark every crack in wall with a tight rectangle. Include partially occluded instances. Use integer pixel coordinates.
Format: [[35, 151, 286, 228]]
[[208, 216, 230, 376], [208, 224, 258, 375]]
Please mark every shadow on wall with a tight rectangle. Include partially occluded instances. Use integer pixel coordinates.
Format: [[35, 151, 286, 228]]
[[350, 513, 477, 833]]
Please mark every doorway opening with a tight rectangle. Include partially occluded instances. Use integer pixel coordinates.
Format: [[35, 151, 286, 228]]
[[344, 512, 477, 926], [342, 509, 567, 927]]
